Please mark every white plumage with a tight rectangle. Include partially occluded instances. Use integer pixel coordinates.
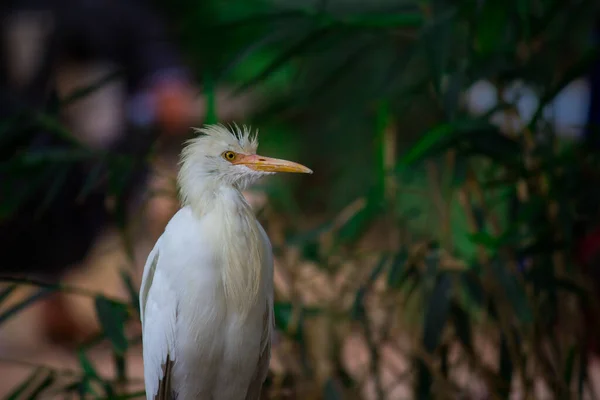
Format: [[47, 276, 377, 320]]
[[139, 124, 312, 400]]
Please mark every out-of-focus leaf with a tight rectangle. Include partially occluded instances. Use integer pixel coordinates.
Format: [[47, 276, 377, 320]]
[[235, 27, 333, 94], [368, 254, 389, 283], [94, 296, 128, 355], [114, 353, 127, 382], [34, 165, 69, 218], [400, 119, 498, 166], [451, 302, 474, 356], [25, 371, 55, 400], [461, 129, 520, 164], [0, 284, 17, 305], [529, 46, 599, 129], [475, 0, 508, 55], [415, 358, 432, 400], [564, 345, 576, 386], [468, 231, 501, 249], [5, 368, 45, 400], [120, 269, 141, 315], [337, 196, 381, 245], [423, 272, 453, 352], [323, 378, 343, 400], [388, 249, 408, 288], [60, 70, 122, 106], [273, 302, 320, 335], [78, 349, 100, 379], [203, 73, 218, 125], [0, 287, 55, 325], [77, 162, 105, 202], [350, 287, 366, 321], [490, 259, 533, 323], [498, 334, 513, 398]]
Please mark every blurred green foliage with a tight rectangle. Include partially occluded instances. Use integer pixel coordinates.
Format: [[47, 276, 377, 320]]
[[2, 0, 600, 398]]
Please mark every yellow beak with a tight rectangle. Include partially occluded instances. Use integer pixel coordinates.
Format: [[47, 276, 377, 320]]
[[234, 154, 313, 174]]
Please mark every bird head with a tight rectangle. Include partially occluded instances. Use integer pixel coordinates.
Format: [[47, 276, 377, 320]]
[[178, 124, 312, 204]]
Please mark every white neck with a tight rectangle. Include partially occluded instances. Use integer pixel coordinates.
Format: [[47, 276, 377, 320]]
[[180, 179, 265, 317]]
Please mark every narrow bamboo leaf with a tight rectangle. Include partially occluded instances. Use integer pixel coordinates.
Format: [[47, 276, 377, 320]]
[[451, 302, 474, 356], [423, 273, 453, 352], [498, 334, 513, 398], [475, 0, 508, 55], [400, 119, 497, 166], [60, 70, 122, 106], [120, 269, 140, 315], [564, 345, 576, 386], [415, 358, 432, 400], [0, 284, 17, 305], [468, 231, 500, 249], [114, 352, 127, 382], [25, 371, 55, 400], [529, 47, 599, 129], [351, 287, 366, 321], [490, 260, 533, 323], [368, 254, 389, 283], [4, 368, 44, 400], [388, 250, 408, 288], [212, 10, 305, 30], [94, 296, 128, 355], [34, 166, 69, 218], [337, 197, 380, 245], [235, 27, 332, 94], [0, 288, 55, 325], [203, 73, 217, 125], [78, 349, 100, 380], [273, 302, 293, 331], [323, 378, 343, 400], [77, 162, 105, 201]]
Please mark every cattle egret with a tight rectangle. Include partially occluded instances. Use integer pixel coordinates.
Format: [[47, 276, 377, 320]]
[[139, 124, 312, 400]]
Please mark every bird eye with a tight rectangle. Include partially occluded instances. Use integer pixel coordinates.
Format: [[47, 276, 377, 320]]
[[223, 151, 236, 161]]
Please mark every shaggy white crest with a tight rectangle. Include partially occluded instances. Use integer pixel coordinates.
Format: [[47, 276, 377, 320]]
[[177, 123, 268, 212]]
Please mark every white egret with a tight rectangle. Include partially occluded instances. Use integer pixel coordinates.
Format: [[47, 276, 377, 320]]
[[139, 124, 312, 400]]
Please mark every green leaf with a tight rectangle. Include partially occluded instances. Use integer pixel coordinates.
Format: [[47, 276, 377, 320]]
[[60, 70, 122, 107], [490, 260, 533, 323], [415, 358, 432, 400], [4, 368, 45, 400], [114, 352, 127, 383], [529, 46, 599, 130], [350, 287, 366, 321], [0, 284, 17, 305], [451, 302, 474, 356], [120, 269, 140, 316], [498, 333, 513, 398], [78, 349, 100, 379], [368, 254, 389, 283], [235, 27, 332, 94], [94, 296, 128, 355], [323, 378, 343, 400], [203, 73, 218, 125], [475, 0, 509, 56], [387, 250, 408, 288], [25, 371, 55, 400], [564, 345, 576, 386], [337, 196, 381, 245], [468, 231, 500, 249], [400, 119, 497, 166], [0, 288, 55, 325], [423, 272, 453, 352]]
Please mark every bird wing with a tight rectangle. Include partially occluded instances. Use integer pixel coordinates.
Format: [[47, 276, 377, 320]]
[[244, 302, 274, 400], [244, 223, 275, 400], [139, 236, 178, 400]]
